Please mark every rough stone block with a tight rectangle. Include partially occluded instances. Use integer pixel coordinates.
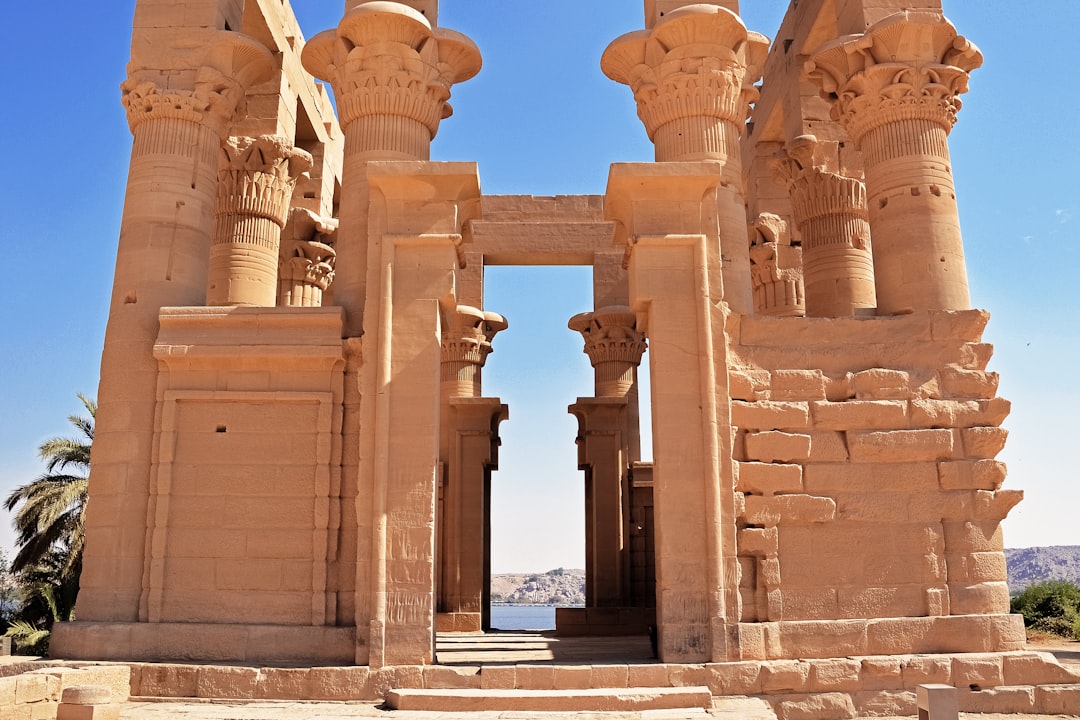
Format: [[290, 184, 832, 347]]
[[909, 398, 1010, 429], [667, 664, 707, 687], [513, 665, 554, 690], [854, 689, 917, 717], [1034, 684, 1080, 714], [809, 659, 861, 692], [852, 368, 911, 400], [761, 660, 811, 692], [627, 664, 670, 687], [808, 431, 849, 462], [195, 666, 258, 699], [732, 401, 811, 431], [422, 666, 480, 690], [738, 527, 778, 556], [738, 462, 804, 495], [773, 691, 857, 720], [55, 705, 119, 720], [590, 665, 628, 688], [811, 400, 907, 430], [15, 675, 49, 704], [902, 656, 952, 688], [951, 655, 1003, 688], [307, 667, 371, 700], [938, 460, 1007, 491], [255, 668, 310, 699], [959, 685, 1034, 713], [479, 666, 515, 691], [708, 662, 762, 695], [770, 370, 827, 401], [960, 427, 1009, 459], [552, 666, 591, 690], [860, 657, 903, 691], [939, 366, 999, 399], [848, 429, 955, 463], [778, 620, 868, 659], [744, 495, 835, 526], [929, 310, 990, 342], [1002, 652, 1080, 685], [745, 431, 813, 463]]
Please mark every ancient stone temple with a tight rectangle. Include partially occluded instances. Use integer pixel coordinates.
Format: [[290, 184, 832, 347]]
[[52, 0, 1080, 714]]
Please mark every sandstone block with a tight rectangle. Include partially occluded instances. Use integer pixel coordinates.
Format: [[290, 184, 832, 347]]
[[770, 370, 827, 401], [902, 656, 952, 688], [422, 666, 480, 690], [860, 657, 903, 691], [854, 689, 917, 717], [55, 705, 118, 720], [744, 495, 836, 526], [809, 659, 861, 692], [951, 655, 1003, 688], [730, 369, 769, 401], [732, 401, 810, 431], [1034, 684, 1080, 714], [627, 664, 669, 687], [738, 462, 804, 495], [667, 664, 708, 687], [909, 398, 1010, 429], [307, 667, 371, 700], [1002, 652, 1080, 685], [514, 665, 554, 690], [929, 310, 990, 342], [938, 460, 1007, 491], [959, 686, 1034, 713], [808, 431, 849, 462], [745, 431, 812, 463], [811, 400, 907, 430], [804, 462, 939, 494], [15, 676, 49, 704], [255, 668, 310, 699], [773, 691, 857, 720], [590, 665, 628, 688], [761, 660, 811, 692], [195, 666, 258, 699], [960, 427, 1009, 459], [708, 662, 762, 695], [479, 666, 516, 691], [782, 588, 840, 619], [552, 666, 591, 690], [0, 677, 16, 705], [938, 366, 999, 399], [852, 369, 911, 400], [738, 527, 778, 556], [848, 429, 955, 463]]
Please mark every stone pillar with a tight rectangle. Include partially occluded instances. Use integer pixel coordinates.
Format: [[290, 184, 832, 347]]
[[72, 34, 273, 625], [606, 164, 739, 663], [279, 208, 338, 308], [438, 306, 507, 632], [807, 11, 982, 314], [303, 2, 481, 337], [786, 137, 876, 317], [569, 307, 647, 608], [207, 135, 313, 306], [602, 5, 769, 315]]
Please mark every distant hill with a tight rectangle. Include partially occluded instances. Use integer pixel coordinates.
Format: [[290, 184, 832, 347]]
[[1005, 546, 1080, 592], [491, 568, 585, 606]]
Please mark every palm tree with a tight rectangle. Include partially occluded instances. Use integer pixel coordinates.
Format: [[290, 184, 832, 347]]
[[4, 394, 94, 581]]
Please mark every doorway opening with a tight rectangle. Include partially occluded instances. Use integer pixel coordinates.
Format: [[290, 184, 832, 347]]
[[482, 266, 593, 631]]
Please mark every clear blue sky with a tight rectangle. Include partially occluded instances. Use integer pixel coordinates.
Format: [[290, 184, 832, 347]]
[[1, 1, 1076, 573]]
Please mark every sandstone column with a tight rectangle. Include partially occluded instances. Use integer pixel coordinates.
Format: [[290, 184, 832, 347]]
[[807, 11, 982, 314], [569, 307, 647, 608], [438, 306, 507, 632], [602, 4, 769, 315], [207, 135, 313, 306], [302, 2, 481, 337], [278, 208, 338, 308], [785, 137, 876, 317], [74, 34, 273, 623]]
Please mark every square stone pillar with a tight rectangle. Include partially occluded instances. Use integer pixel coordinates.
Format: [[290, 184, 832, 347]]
[[605, 163, 740, 663], [360, 162, 482, 667]]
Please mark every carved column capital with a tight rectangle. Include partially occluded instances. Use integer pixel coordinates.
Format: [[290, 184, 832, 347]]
[[807, 12, 982, 144], [121, 31, 275, 138], [218, 135, 314, 228], [570, 306, 647, 398], [602, 6, 769, 160], [748, 214, 804, 317], [302, 3, 481, 152], [279, 208, 338, 307], [441, 305, 508, 398]]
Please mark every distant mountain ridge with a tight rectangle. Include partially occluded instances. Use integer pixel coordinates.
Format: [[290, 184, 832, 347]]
[[1005, 546, 1080, 592], [491, 568, 585, 605], [488, 549, 1080, 604]]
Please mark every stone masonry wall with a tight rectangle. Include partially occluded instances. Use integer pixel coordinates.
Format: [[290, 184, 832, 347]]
[[728, 310, 1021, 657]]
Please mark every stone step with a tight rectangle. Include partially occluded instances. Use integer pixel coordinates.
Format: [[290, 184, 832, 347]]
[[385, 685, 713, 712]]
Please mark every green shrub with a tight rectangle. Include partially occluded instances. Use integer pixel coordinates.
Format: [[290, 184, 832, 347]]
[[1011, 580, 1080, 639]]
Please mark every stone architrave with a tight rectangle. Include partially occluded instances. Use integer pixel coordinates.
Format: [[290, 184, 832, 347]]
[[784, 136, 876, 317], [302, 3, 481, 336], [807, 11, 982, 314], [74, 32, 274, 625], [207, 135, 313, 307], [602, 5, 769, 314], [279, 208, 338, 308]]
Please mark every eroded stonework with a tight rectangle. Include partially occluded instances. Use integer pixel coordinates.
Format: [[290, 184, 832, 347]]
[[48, 0, 1080, 714]]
